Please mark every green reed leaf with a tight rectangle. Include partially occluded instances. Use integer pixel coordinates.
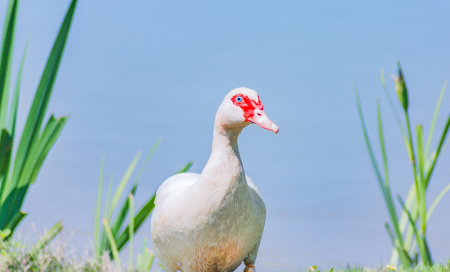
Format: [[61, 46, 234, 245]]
[[0, 0, 18, 130], [425, 80, 447, 160], [7, 38, 27, 137], [377, 98, 389, 187], [424, 111, 450, 188], [94, 157, 104, 255], [108, 151, 141, 219], [427, 183, 450, 221], [10, 0, 77, 197], [355, 86, 405, 249], [176, 161, 193, 174], [115, 194, 156, 252], [397, 195, 432, 266], [128, 194, 134, 270], [103, 219, 120, 268]]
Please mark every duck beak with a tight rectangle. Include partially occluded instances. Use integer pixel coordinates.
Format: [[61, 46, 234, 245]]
[[248, 109, 279, 134]]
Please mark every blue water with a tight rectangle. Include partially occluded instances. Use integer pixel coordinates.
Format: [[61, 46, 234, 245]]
[[4, 1, 450, 270]]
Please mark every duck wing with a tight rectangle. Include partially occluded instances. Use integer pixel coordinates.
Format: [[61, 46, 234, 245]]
[[155, 172, 200, 206], [245, 174, 265, 208]]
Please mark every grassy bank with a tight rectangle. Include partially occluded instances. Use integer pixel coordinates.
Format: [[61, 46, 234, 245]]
[[1, 238, 449, 272], [0, 238, 119, 272]]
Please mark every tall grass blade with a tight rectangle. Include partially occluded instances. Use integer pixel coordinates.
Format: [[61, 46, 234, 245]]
[[416, 124, 427, 234], [25, 115, 69, 185], [425, 81, 447, 159], [136, 239, 146, 270], [385, 222, 399, 250], [377, 99, 409, 261], [128, 194, 134, 270], [100, 175, 114, 252], [136, 238, 155, 272], [133, 138, 161, 187], [416, 125, 424, 181], [402, 111, 423, 260], [108, 151, 141, 219], [0, 129, 12, 202], [356, 87, 385, 197], [0, 228, 11, 238], [0, 0, 18, 130], [424, 111, 450, 187], [105, 152, 142, 252], [0, 0, 18, 208], [7, 39, 27, 137], [381, 71, 416, 262], [2, 115, 68, 225], [377, 98, 389, 187], [145, 249, 155, 272], [443, 139, 449, 152], [384, 222, 412, 265], [397, 196, 432, 265], [94, 157, 104, 255], [103, 219, 121, 268], [110, 197, 131, 240], [176, 161, 193, 174], [4, 210, 26, 235], [355, 87, 405, 249], [111, 143, 160, 238], [427, 183, 450, 221], [115, 194, 156, 251], [10, 0, 77, 198], [30, 220, 63, 254], [1, 0, 15, 43], [0, 0, 77, 238], [103, 175, 113, 226]]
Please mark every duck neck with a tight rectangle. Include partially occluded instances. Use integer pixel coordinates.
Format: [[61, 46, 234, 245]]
[[196, 122, 248, 197], [211, 125, 241, 162]]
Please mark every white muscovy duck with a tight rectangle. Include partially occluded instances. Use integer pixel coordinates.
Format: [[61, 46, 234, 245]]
[[151, 87, 279, 272]]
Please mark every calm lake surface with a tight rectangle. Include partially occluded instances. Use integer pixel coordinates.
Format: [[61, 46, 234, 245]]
[[5, 1, 450, 270]]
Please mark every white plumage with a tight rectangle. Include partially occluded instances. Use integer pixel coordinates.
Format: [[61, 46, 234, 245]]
[[151, 88, 279, 272]]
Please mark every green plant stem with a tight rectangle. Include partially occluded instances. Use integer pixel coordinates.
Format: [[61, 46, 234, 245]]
[[416, 125, 427, 235], [404, 113, 428, 234], [404, 113, 418, 199]]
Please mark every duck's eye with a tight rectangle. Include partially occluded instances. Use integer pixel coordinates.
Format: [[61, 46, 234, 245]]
[[236, 96, 243, 103]]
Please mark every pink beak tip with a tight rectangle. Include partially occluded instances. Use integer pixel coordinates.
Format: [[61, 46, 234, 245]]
[[272, 124, 279, 134]]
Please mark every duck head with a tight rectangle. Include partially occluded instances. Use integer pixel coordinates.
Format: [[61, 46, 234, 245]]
[[215, 87, 279, 134]]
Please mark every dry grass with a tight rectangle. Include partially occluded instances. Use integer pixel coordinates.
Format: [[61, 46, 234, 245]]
[[0, 238, 122, 272]]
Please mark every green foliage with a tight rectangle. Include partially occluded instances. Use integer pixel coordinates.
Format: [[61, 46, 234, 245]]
[[0, 227, 68, 271], [0, 0, 77, 238], [356, 62, 450, 267], [136, 239, 155, 272], [29, 220, 64, 256], [309, 263, 450, 272], [94, 138, 192, 270]]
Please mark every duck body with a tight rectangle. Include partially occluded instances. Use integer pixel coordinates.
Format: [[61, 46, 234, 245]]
[[151, 88, 278, 272]]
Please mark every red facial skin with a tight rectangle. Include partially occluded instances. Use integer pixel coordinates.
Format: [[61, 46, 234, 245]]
[[231, 94, 263, 122]]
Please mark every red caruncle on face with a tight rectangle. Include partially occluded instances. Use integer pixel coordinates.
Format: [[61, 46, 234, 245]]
[[231, 94, 263, 122]]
